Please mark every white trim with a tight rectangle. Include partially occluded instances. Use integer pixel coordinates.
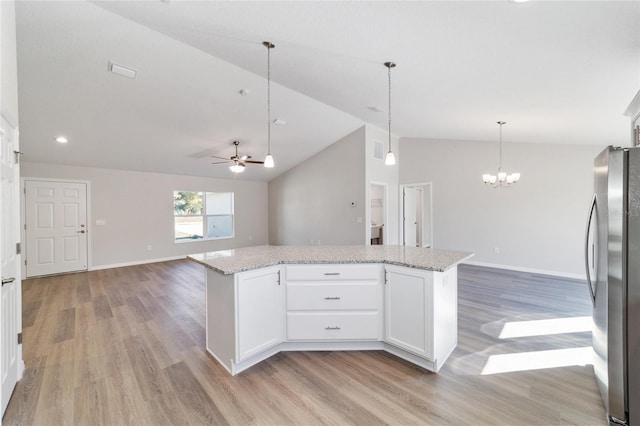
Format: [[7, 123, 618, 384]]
[[89, 255, 186, 271], [462, 260, 586, 280], [368, 181, 388, 245], [399, 182, 433, 248]]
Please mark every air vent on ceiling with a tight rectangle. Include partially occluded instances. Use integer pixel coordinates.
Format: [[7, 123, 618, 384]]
[[108, 62, 137, 79], [374, 140, 384, 160]]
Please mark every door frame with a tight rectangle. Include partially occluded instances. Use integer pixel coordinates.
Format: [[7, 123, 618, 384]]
[[399, 182, 433, 248], [21, 177, 92, 277], [367, 181, 388, 245]]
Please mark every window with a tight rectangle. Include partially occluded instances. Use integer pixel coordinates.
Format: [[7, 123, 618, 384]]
[[174, 191, 234, 242]]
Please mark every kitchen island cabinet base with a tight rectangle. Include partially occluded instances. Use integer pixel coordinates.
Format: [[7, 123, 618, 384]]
[[206, 341, 446, 376], [205, 262, 460, 376]]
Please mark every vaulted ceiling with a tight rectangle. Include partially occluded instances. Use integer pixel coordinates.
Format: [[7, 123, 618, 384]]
[[15, 1, 640, 181]]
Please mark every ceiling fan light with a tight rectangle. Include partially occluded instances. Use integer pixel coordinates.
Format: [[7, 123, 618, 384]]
[[229, 163, 245, 173], [385, 151, 396, 166], [512, 173, 521, 182], [264, 154, 274, 168]]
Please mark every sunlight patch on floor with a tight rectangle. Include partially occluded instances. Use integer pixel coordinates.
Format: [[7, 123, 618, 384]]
[[481, 346, 593, 375], [499, 316, 592, 339]]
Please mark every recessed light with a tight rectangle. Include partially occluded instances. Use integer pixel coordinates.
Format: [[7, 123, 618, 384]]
[[55, 136, 68, 143], [368, 106, 384, 113]]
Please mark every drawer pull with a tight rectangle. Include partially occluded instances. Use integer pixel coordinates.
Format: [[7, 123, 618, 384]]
[[325, 326, 341, 330], [324, 296, 341, 300], [324, 272, 340, 276]]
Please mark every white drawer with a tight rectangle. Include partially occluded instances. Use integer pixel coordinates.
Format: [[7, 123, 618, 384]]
[[287, 282, 379, 311], [287, 312, 380, 341], [286, 264, 380, 281]]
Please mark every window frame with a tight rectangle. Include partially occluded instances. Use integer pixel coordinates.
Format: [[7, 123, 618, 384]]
[[173, 190, 235, 243]]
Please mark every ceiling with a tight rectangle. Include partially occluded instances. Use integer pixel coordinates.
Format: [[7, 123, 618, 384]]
[[14, 1, 640, 181]]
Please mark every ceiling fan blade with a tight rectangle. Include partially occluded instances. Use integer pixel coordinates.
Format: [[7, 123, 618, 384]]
[[211, 160, 231, 165], [244, 160, 264, 164], [240, 155, 249, 161], [210, 155, 230, 160]]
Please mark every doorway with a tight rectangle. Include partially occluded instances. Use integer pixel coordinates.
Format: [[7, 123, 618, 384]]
[[24, 179, 88, 277], [369, 182, 387, 245], [401, 183, 433, 248]]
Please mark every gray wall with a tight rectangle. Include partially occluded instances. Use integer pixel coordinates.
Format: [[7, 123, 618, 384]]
[[400, 137, 603, 277], [268, 127, 366, 245], [21, 162, 268, 268]]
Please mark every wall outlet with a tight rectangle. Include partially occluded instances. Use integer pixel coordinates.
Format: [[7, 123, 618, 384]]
[[248, 235, 253, 241], [147, 245, 153, 251], [494, 247, 500, 254]]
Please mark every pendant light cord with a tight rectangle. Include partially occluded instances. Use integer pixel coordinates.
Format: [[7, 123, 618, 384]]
[[267, 43, 271, 155], [388, 64, 392, 153]]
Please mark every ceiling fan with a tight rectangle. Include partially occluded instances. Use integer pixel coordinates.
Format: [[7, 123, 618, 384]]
[[211, 140, 263, 173]]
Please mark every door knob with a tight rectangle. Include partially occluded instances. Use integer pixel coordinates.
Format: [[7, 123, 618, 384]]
[[2, 277, 15, 286]]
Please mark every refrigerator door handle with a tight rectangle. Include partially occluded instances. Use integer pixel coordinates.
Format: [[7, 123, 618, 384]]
[[585, 193, 597, 305]]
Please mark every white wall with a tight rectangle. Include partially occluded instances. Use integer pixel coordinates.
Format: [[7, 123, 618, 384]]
[[268, 127, 366, 245], [365, 125, 400, 245], [21, 162, 268, 268], [400, 138, 603, 277], [1, 0, 19, 124]]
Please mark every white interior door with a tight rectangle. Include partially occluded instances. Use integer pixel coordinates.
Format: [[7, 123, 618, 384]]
[[403, 187, 418, 247], [25, 180, 88, 277], [1, 114, 21, 415]]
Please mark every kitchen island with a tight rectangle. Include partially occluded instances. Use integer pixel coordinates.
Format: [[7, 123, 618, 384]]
[[189, 245, 473, 376]]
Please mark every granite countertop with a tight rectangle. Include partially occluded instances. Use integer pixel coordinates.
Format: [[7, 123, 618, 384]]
[[188, 245, 474, 275]]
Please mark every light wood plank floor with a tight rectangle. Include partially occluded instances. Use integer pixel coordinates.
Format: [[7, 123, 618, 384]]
[[3, 261, 606, 425]]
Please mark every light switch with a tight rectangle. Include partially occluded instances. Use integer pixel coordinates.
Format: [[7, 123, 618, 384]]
[[356, 217, 363, 223], [96, 219, 106, 226]]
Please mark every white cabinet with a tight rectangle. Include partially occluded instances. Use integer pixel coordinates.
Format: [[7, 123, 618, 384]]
[[204, 265, 284, 375], [384, 265, 432, 358], [384, 265, 458, 368], [205, 261, 458, 375], [236, 266, 284, 361], [285, 264, 383, 341]]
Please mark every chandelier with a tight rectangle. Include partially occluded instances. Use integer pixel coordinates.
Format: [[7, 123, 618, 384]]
[[482, 121, 520, 187]]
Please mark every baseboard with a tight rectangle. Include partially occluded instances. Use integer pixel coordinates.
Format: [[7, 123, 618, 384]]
[[462, 260, 586, 281], [89, 255, 186, 271]]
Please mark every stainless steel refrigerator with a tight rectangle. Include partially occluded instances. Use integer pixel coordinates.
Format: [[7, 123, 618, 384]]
[[586, 146, 640, 426]]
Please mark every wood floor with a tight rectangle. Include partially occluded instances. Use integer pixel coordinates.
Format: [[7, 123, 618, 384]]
[[3, 260, 606, 425]]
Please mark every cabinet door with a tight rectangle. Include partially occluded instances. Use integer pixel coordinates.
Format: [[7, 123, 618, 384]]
[[236, 266, 284, 362], [384, 265, 432, 358]]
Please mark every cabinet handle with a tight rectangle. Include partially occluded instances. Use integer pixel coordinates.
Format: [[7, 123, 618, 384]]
[[325, 326, 341, 330], [324, 272, 340, 276], [324, 296, 341, 300], [2, 277, 15, 286]]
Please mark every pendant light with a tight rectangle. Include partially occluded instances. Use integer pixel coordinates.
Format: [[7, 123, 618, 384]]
[[263, 41, 275, 168], [482, 121, 521, 187], [384, 61, 396, 166]]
